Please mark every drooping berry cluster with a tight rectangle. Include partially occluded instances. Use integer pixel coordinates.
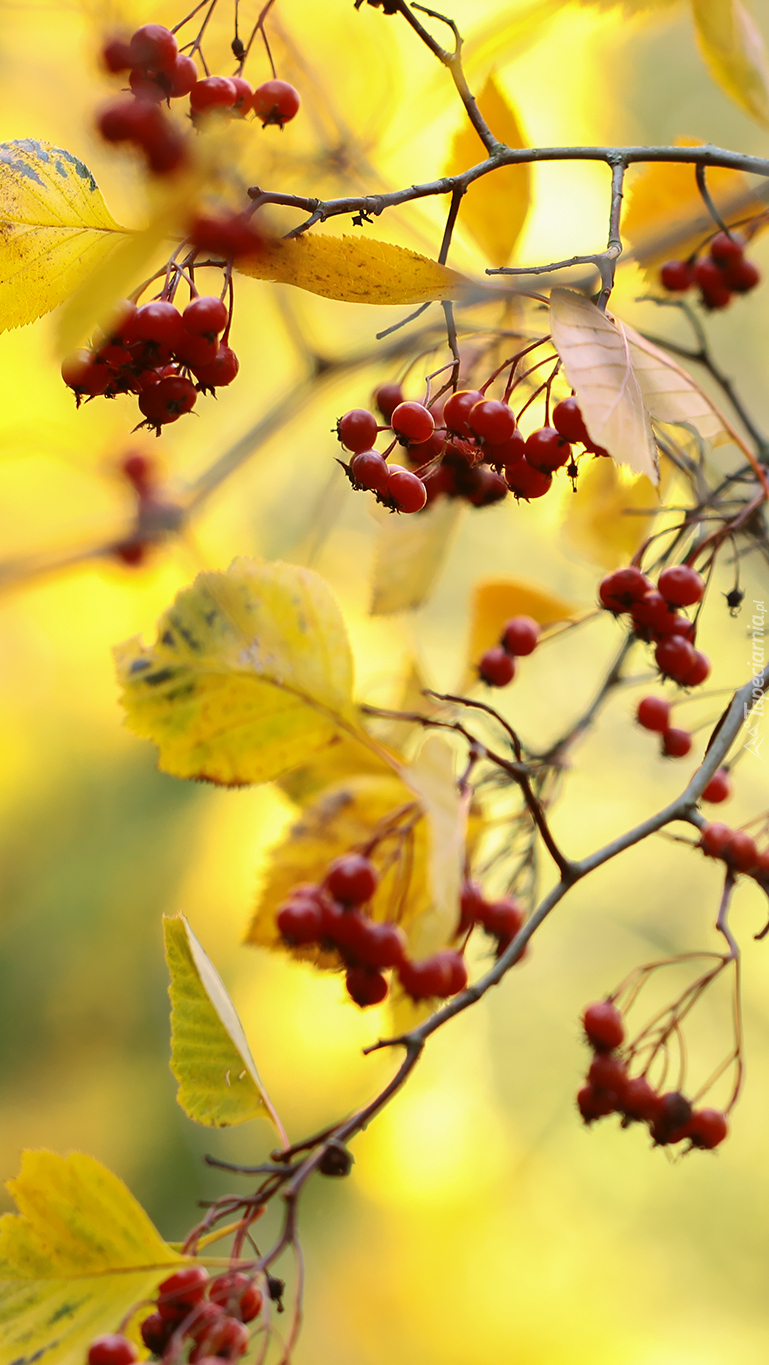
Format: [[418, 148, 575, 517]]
[[660, 231, 760, 310], [577, 1001, 728, 1149], [599, 563, 710, 686], [276, 854, 468, 1006], [336, 387, 607, 514], [477, 614, 540, 688], [457, 881, 526, 957], [700, 821, 769, 882], [636, 695, 734, 785], [61, 295, 238, 432]]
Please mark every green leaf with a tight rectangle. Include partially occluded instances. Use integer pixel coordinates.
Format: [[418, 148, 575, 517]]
[[0, 1150, 184, 1365], [164, 915, 285, 1133], [0, 140, 129, 332]]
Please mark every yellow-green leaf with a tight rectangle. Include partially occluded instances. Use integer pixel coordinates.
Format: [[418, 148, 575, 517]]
[[370, 498, 464, 616], [0, 1150, 184, 1365], [447, 74, 531, 265], [236, 234, 466, 305], [0, 140, 129, 333], [562, 457, 665, 569], [467, 576, 578, 681], [691, 0, 769, 128], [164, 915, 285, 1132], [115, 558, 365, 787]]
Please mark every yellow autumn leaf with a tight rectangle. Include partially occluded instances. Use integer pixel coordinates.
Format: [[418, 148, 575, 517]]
[[446, 74, 531, 266], [0, 140, 130, 333], [164, 915, 285, 1133], [467, 577, 578, 680], [0, 1150, 184, 1365], [236, 234, 467, 305], [691, 0, 769, 128], [115, 558, 369, 787], [400, 734, 468, 961], [624, 324, 732, 444], [563, 457, 666, 569], [623, 139, 766, 272], [370, 498, 464, 616], [278, 728, 395, 805]]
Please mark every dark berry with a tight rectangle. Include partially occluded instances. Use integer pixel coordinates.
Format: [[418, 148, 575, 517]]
[[583, 1000, 624, 1051], [459, 880, 485, 932], [657, 565, 705, 607], [354, 919, 407, 969], [722, 256, 760, 293], [479, 896, 524, 941], [189, 214, 263, 260], [230, 77, 254, 115], [660, 259, 693, 292], [702, 768, 731, 803], [102, 37, 133, 73], [466, 467, 509, 506], [484, 427, 525, 467], [577, 1083, 616, 1122], [338, 408, 379, 452], [129, 24, 178, 73], [651, 1091, 692, 1145], [636, 695, 670, 732], [631, 590, 677, 635], [662, 726, 692, 758], [129, 301, 185, 349], [620, 1075, 659, 1122], [587, 1051, 627, 1094], [326, 854, 379, 906], [524, 427, 571, 471], [140, 1312, 174, 1354], [175, 332, 218, 369], [478, 646, 515, 687], [277, 899, 323, 944], [501, 615, 540, 656], [693, 257, 728, 293], [349, 449, 391, 493], [388, 467, 427, 512], [374, 382, 404, 421], [190, 1314, 249, 1361], [709, 231, 744, 264], [346, 966, 389, 1006], [88, 1336, 138, 1365], [97, 96, 161, 145], [252, 79, 301, 127]]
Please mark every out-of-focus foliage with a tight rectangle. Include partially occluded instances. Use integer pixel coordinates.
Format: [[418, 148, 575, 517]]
[[466, 578, 577, 678], [447, 75, 531, 265]]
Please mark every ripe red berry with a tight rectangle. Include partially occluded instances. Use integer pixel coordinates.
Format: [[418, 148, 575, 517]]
[[391, 401, 434, 444], [700, 281, 733, 310], [354, 919, 407, 969], [466, 467, 508, 506], [130, 301, 185, 349], [194, 344, 240, 389], [88, 1336, 138, 1365], [636, 695, 671, 732], [479, 896, 524, 942], [688, 1107, 728, 1149], [505, 460, 552, 500], [169, 54, 199, 98], [140, 1312, 174, 1354], [140, 375, 197, 427], [620, 1075, 659, 1122], [440, 949, 468, 994], [660, 259, 693, 292], [189, 213, 263, 259], [252, 79, 301, 127], [722, 829, 758, 872], [230, 77, 254, 115], [346, 966, 389, 1007], [183, 295, 228, 336], [501, 615, 540, 656], [552, 396, 591, 444], [662, 726, 692, 758], [587, 1051, 627, 1094], [326, 854, 379, 906], [209, 1273, 263, 1323], [190, 1314, 249, 1361], [114, 540, 149, 567], [338, 408, 379, 452], [478, 646, 515, 687], [631, 589, 677, 635], [443, 389, 484, 436], [397, 954, 446, 1000], [469, 398, 516, 444], [702, 768, 731, 803], [122, 452, 155, 492], [598, 566, 651, 612], [277, 898, 323, 944], [97, 96, 161, 145], [484, 427, 525, 467], [680, 649, 710, 687], [61, 349, 111, 397], [722, 256, 760, 293], [657, 564, 705, 606], [693, 257, 728, 292], [700, 822, 733, 858], [459, 880, 485, 932], [524, 426, 571, 471], [374, 382, 404, 421], [583, 1000, 624, 1051], [175, 332, 218, 369], [129, 24, 178, 73], [157, 1266, 210, 1321], [349, 450, 391, 493], [651, 1091, 692, 1145], [709, 231, 744, 264], [655, 634, 695, 680], [577, 1083, 616, 1122], [102, 37, 133, 73], [388, 467, 428, 513], [190, 77, 238, 113]]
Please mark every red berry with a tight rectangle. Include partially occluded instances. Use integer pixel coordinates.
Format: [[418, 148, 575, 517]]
[[189, 214, 263, 260], [702, 768, 731, 803], [459, 880, 485, 932], [338, 408, 379, 452], [102, 37, 133, 73], [183, 295, 228, 336], [88, 1336, 138, 1365], [662, 726, 692, 758], [700, 282, 732, 310], [587, 1051, 627, 1094], [114, 540, 149, 566], [688, 1107, 728, 1149], [660, 259, 693, 292], [169, 54, 198, 98], [658, 564, 705, 607], [122, 453, 154, 492], [598, 566, 651, 613], [398, 954, 447, 1000], [468, 398, 516, 444], [349, 450, 391, 493], [129, 24, 178, 73], [406, 428, 445, 467], [484, 428, 525, 467], [175, 331, 218, 368], [277, 898, 323, 944], [140, 1312, 174, 1354], [478, 646, 515, 687], [693, 257, 728, 292], [354, 919, 407, 969], [709, 231, 744, 264], [583, 1000, 624, 1051], [631, 589, 677, 635], [500, 615, 540, 656], [61, 349, 110, 397], [620, 1075, 659, 1122], [209, 1273, 263, 1323], [190, 77, 238, 113], [479, 896, 524, 941], [326, 854, 379, 906], [374, 383, 404, 421], [681, 649, 711, 687], [391, 401, 434, 444], [651, 1091, 692, 1145], [552, 396, 591, 444], [130, 301, 185, 349], [443, 389, 484, 436], [139, 374, 197, 427], [157, 1266, 210, 1321], [722, 256, 760, 292], [655, 634, 695, 681], [440, 949, 468, 994], [252, 79, 301, 127], [636, 695, 671, 732], [346, 966, 389, 1006], [230, 78, 254, 116], [466, 467, 508, 506], [524, 426, 571, 471], [700, 822, 733, 857], [577, 1083, 616, 1122], [129, 68, 168, 102], [194, 344, 240, 389], [388, 467, 427, 513], [723, 829, 758, 872], [505, 460, 552, 499], [98, 96, 160, 144], [190, 1314, 249, 1361]]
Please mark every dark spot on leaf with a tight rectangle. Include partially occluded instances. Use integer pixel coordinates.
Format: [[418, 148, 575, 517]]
[[142, 668, 177, 686], [129, 658, 152, 674]]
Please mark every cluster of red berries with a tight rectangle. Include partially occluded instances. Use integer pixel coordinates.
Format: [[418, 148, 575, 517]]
[[337, 386, 608, 514], [660, 231, 761, 310], [87, 1266, 261, 1365], [98, 22, 300, 174], [458, 881, 526, 956], [276, 853, 468, 1006], [599, 563, 710, 687], [476, 614, 540, 688], [700, 821, 769, 883], [577, 1001, 728, 1149], [61, 295, 238, 432], [636, 696, 734, 788]]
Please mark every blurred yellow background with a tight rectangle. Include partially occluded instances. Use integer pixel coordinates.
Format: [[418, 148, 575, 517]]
[[2, 0, 769, 1361]]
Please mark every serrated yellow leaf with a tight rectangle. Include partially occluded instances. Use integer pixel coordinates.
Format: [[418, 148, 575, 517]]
[[0, 140, 129, 333], [278, 728, 395, 805], [236, 234, 466, 305], [467, 577, 577, 681], [0, 1150, 184, 1365], [691, 0, 769, 128], [562, 456, 666, 569], [164, 915, 284, 1132], [446, 74, 531, 266], [115, 558, 367, 787], [370, 498, 464, 616]]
